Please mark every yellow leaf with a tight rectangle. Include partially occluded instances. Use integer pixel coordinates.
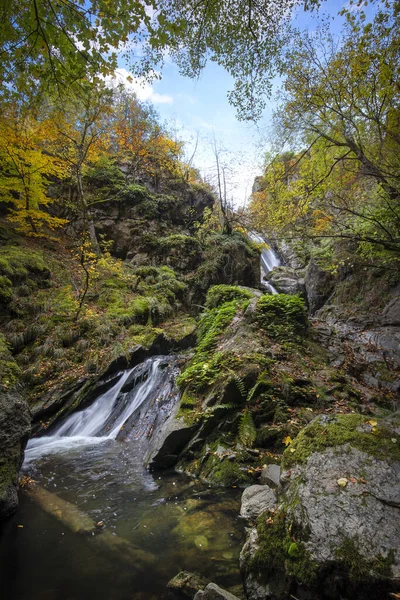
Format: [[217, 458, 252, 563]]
[[290, 448, 296, 453], [368, 419, 377, 427], [337, 478, 348, 487], [283, 436, 292, 446]]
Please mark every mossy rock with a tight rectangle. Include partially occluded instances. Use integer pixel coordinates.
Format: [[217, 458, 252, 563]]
[[281, 413, 400, 469], [205, 284, 255, 309], [256, 294, 307, 341]]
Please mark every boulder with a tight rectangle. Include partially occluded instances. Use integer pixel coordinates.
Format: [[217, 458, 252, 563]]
[[194, 583, 241, 600], [167, 571, 208, 599], [259, 464, 281, 489], [305, 260, 335, 313], [267, 267, 305, 297], [240, 485, 277, 522], [241, 413, 400, 599], [0, 388, 31, 520]]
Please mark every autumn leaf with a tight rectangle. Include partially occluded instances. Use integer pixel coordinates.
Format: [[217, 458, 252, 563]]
[[283, 435, 292, 446], [337, 478, 348, 487]]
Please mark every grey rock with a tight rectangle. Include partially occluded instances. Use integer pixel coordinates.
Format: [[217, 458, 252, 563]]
[[305, 260, 335, 313], [381, 296, 400, 326], [259, 464, 281, 489], [194, 583, 241, 600], [167, 571, 208, 599], [0, 389, 31, 520], [285, 444, 400, 578], [240, 485, 277, 521], [267, 267, 305, 296], [240, 529, 272, 599]]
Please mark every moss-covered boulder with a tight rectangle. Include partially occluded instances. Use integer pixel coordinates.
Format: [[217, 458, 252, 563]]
[[240, 413, 400, 600]]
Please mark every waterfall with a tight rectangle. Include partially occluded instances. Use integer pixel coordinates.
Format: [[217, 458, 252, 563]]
[[249, 232, 280, 294], [25, 357, 179, 462]]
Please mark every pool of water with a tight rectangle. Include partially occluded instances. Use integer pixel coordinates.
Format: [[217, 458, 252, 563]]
[[0, 436, 245, 600]]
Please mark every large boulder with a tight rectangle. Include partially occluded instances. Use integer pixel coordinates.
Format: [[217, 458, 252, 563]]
[[241, 413, 400, 600], [240, 485, 277, 522], [0, 389, 31, 520]]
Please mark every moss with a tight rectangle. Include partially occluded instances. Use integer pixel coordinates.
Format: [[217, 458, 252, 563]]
[[177, 299, 245, 393], [0, 275, 12, 303], [282, 414, 400, 469], [0, 333, 21, 389], [256, 294, 307, 341], [335, 538, 395, 582], [250, 510, 318, 596], [205, 284, 254, 309]]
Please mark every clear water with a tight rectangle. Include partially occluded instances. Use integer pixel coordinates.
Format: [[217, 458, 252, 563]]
[[0, 359, 245, 600]]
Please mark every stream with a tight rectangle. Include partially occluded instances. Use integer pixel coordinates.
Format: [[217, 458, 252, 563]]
[[0, 357, 245, 600]]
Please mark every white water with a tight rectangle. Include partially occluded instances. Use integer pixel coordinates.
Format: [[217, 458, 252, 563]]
[[25, 358, 164, 462], [250, 232, 281, 294]]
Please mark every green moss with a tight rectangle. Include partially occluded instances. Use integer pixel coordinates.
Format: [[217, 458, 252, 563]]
[[256, 294, 307, 341], [336, 538, 394, 582], [250, 510, 318, 596], [177, 299, 245, 393], [0, 275, 12, 303], [205, 284, 254, 309], [282, 414, 400, 469], [0, 333, 21, 389]]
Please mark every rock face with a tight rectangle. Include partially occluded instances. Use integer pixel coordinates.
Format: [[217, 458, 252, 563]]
[[304, 260, 335, 313], [241, 414, 400, 600], [0, 389, 31, 520]]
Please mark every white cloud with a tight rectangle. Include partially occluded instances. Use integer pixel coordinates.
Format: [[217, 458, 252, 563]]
[[104, 68, 173, 104]]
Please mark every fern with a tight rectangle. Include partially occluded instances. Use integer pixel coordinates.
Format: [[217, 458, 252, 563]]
[[232, 373, 246, 400], [238, 409, 257, 447]]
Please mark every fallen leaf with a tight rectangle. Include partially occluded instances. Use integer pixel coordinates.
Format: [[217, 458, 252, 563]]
[[283, 436, 292, 446], [290, 448, 296, 453], [367, 419, 377, 427], [337, 478, 348, 487]]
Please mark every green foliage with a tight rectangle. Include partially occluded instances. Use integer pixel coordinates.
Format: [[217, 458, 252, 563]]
[[238, 409, 257, 447], [256, 294, 307, 341], [205, 284, 254, 309]]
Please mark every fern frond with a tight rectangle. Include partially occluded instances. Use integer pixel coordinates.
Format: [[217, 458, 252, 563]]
[[232, 372, 246, 399], [238, 409, 256, 448]]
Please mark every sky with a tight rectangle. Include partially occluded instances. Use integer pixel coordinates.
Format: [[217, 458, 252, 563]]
[[109, 0, 363, 207]]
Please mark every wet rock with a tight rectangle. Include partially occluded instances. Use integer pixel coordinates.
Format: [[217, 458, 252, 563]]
[[240, 485, 277, 522], [0, 388, 31, 520], [259, 464, 281, 490], [148, 418, 198, 469], [305, 260, 335, 313], [194, 582, 242, 600], [167, 571, 208, 599]]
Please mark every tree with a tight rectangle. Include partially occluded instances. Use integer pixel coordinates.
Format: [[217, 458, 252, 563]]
[[52, 82, 113, 250], [2, 0, 323, 119], [0, 100, 67, 235], [251, 2, 400, 257]]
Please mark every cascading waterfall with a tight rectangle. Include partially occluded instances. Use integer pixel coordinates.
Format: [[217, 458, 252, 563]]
[[249, 232, 281, 294], [25, 356, 179, 463]]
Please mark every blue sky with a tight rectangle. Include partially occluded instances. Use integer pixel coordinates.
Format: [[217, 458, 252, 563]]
[[110, 0, 367, 206]]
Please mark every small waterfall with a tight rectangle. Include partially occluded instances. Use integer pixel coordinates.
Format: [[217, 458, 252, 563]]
[[250, 232, 281, 294], [25, 357, 179, 462]]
